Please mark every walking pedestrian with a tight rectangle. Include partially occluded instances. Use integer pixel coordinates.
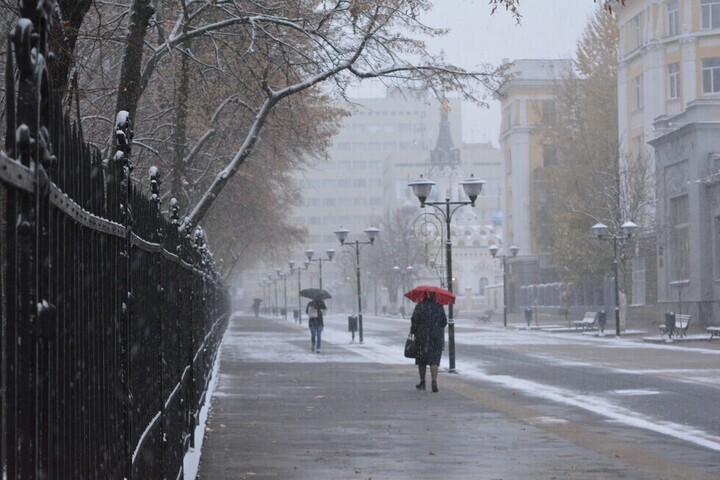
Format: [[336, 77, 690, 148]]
[[410, 292, 447, 392], [306, 299, 326, 353]]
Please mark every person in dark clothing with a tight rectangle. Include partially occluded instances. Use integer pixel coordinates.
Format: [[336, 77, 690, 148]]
[[410, 292, 448, 392], [306, 299, 326, 353]]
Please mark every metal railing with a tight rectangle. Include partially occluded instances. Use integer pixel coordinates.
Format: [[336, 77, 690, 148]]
[[1, 4, 229, 479]]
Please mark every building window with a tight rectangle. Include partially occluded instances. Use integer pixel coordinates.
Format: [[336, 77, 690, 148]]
[[702, 0, 720, 29], [668, 62, 680, 99], [670, 195, 690, 281], [631, 256, 646, 306], [632, 14, 643, 49], [353, 179, 367, 188], [542, 145, 558, 166], [541, 100, 556, 124], [368, 160, 382, 169], [479, 277, 488, 296], [667, 1, 679, 36], [702, 57, 720, 93], [633, 74, 644, 110]]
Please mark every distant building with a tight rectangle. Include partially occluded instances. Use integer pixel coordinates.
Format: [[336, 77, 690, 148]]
[[497, 59, 572, 255]]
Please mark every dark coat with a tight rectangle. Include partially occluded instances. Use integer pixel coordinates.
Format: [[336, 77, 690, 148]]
[[410, 299, 447, 366], [306, 300, 325, 327]]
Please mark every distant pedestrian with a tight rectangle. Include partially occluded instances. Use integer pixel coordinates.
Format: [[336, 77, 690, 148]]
[[560, 288, 569, 324], [410, 292, 447, 392], [306, 299, 326, 353], [252, 299, 261, 318]]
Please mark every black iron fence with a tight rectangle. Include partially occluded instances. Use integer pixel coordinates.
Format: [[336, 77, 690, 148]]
[[1, 4, 229, 479]]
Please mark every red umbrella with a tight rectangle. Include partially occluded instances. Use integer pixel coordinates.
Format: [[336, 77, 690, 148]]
[[404, 285, 455, 305]]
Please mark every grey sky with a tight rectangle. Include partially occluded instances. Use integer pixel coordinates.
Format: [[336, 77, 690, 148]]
[[426, 0, 600, 145], [352, 0, 601, 146]]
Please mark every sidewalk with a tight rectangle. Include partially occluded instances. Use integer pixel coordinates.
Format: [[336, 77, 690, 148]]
[[193, 314, 719, 480]]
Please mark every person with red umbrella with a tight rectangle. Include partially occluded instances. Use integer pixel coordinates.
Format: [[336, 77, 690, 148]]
[[409, 290, 448, 392]]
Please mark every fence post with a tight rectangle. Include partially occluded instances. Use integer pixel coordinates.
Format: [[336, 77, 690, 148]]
[[150, 166, 166, 476], [112, 110, 134, 479]]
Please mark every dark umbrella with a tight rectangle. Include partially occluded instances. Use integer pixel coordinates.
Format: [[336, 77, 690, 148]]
[[404, 285, 455, 305], [253, 298, 262, 303], [299, 288, 332, 301]]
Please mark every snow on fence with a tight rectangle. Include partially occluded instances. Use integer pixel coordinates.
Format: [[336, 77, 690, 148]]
[[0, 6, 229, 479]]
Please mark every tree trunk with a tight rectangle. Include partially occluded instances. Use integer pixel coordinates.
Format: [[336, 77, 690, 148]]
[[171, 42, 192, 201], [50, 0, 93, 97], [115, 0, 154, 123]]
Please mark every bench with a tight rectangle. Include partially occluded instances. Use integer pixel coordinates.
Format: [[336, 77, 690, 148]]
[[572, 312, 598, 331], [478, 309, 494, 323], [659, 313, 692, 339], [708, 326, 720, 341]]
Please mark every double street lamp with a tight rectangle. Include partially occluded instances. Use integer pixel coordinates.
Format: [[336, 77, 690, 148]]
[[334, 226, 380, 344], [304, 248, 335, 289], [590, 221, 638, 336], [409, 173, 485, 373], [267, 274, 279, 316], [276, 268, 288, 320], [489, 244, 519, 328]]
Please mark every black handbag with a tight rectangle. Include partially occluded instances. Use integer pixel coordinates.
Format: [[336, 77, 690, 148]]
[[404, 334, 416, 358]]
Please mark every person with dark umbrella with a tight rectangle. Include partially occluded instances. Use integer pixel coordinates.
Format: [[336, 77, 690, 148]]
[[306, 298, 326, 353], [410, 291, 447, 392]]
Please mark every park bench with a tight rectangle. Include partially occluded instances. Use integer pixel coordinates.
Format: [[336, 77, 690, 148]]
[[659, 313, 692, 339], [478, 309, 494, 323], [572, 312, 598, 331], [707, 326, 720, 341]]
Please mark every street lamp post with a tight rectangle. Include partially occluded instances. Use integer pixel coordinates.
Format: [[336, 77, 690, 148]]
[[489, 244, 520, 328], [591, 221, 638, 336], [270, 273, 279, 316], [393, 265, 414, 317], [289, 260, 303, 324], [304, 248, 335, 289], [262, 278, 269, 312], [409, 173, 485, 373], [276, 268, 288, 320], [334, 226, 380, 344]]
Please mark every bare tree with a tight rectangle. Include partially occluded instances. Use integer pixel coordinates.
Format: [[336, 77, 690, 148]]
[[366, 207, 426, 306]]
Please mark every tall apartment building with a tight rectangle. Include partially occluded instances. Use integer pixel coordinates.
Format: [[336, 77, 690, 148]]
[[498, 59, 573, 255], [618, 0, 720, 322]]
